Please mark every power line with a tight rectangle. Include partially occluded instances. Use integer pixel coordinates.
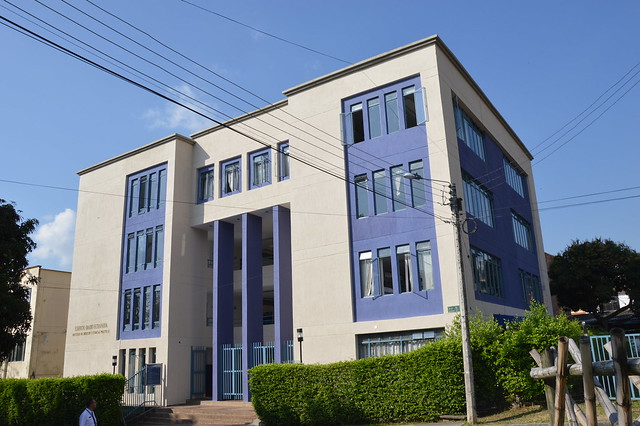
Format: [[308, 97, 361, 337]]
[[178, 0, 351, 65]]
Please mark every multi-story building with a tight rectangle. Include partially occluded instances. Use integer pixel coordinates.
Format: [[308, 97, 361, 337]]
[[3, 266, 71, 379], [63, 35, 551, 404]]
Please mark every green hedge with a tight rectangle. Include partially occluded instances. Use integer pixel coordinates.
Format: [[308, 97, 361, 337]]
[[250, 337, 499, 425], [0, 374, 125, 426]]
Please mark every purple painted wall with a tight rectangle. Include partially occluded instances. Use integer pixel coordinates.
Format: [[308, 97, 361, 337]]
[[458, 125, 541, 309], [272, 206, 293, 362], [343, 76, 444, 322]]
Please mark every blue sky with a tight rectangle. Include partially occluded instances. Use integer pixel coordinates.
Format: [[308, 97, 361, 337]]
[[1, 1, 639, 271]]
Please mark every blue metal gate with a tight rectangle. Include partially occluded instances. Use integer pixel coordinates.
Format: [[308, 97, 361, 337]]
[[221, 343, 243, 400], [590, 333, 640, 400], [191, 346, 206, 399]]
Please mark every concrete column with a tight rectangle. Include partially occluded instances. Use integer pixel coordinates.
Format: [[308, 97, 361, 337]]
[[212, 220, 234, 401], [273, 206, 293, 363], [241, 213, 263, 401]]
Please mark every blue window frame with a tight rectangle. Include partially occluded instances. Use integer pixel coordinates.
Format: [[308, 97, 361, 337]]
[[416, 241, 434, 291], [127, 166, 167, 216], [520, 270, 543, 304], [373, 170, 388, 215], [355, 174, 369, 218], [462, 173, 494, 227], [197, 165, 215, 202], [504, 158, 526, 197], [123, 289, 132, 331], [409, 160, 427, 207], [132, 288, 141, 330], [154, 226, 164, 267], [391, 166, 407, 211], [396, 245, 412, 293], [342, 76, 426, 145], [278, 142, 290, 180], [453, 97, 485, 161], [512, 211, 533, 250], [359, 251, 374, 298], [471, 247, 503, 297], [378, 247, 393, 295], [249, 149, 271, 189], [221, 157, 241, 196], [153, 285, 161, 328]]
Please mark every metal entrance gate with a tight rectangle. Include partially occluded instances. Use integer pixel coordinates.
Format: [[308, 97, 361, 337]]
[[191, 346, 206, 399], [221, 343, 243, 400]]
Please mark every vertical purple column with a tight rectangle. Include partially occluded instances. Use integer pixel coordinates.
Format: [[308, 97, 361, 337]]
[[242, 213, 263, 401], [212, 220, 234, 401], [273, 206, 292, 363]]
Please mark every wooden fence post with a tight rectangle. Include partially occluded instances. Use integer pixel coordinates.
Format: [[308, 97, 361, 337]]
[[555, 337, 569, 426], [611, 328, 632, 426], [580, 336, 597, 426], [542, 348, 557, 425]]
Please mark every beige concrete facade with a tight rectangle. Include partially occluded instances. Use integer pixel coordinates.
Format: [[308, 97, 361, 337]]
[[3, 266, 71, 379], [64, 36, 551, 405]]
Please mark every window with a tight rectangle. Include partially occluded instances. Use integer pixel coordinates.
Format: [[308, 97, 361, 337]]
[[504, 158, 526, 197], [145, 228, 153, 269], [385, 92, 400, 134], [373, 170, 388, 215], [359, 252, 374, 297], [139, 176, 148, 213], [129, 179, 139, 217], [462, 174, 494, 227], [391, 166, 407, 211], [416, 241, 434, 291], [341, 78, 426, 144], [136, 231, 145, 271], [155, 226, 164, 267], [153, 285, 161, 328], [409, 160, 426, 207], [148, 172, 158, 211], [351, 103, 365, 143], [126, 233, 135, 273], [132, 288, 141, 330], [198, 166, 215, 202], [397, 245, 412, 293], [512, 211, 533, 250], [520, 270, 543, 304], [367, 98, 382, 139], [378, 248, 393, 295], [358, 329, 443, 359], [123, 289, 132, 331], [158, 169, 167, 209], [453, 98, 485, 160], [402, 86, 418, 129], [250, 150, 271, 188], [221, 159, 241, 196], [471, 247, 503, 297], [8, 340, 25, 362], [355, 174, 369, 218], [279, 142, 290, 180], [143, 286, 151, 330]]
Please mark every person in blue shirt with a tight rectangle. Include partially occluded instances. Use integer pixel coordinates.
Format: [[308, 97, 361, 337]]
[[79, 398, 97, 426]]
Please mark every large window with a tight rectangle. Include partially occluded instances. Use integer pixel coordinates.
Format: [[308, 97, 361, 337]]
[[342, 78, 426, 144], [250, 149, 271, 189], [355, 174, 369, 218], [126, 226, 165, 273], [279, 142, 290, 180], [358, 329, 443, 359], [391, 166, 407, 211], [128, 166, 167, 216], [378, 248, 393, 295], [520, 270, 543, 304], [504, 158, 526, 197], [221, 158, 241, 196], [152, 285, 161, 328], [122, 284, 161, 332], [463, 174, 494, 227], [416, 241, 434, 291], [373, 170, 388, 214], [197, 166, 215, 202], [471, 247, 503, 297], [397, 245, 412, 293], [123, 289, 132, 331], [409, 160, 426, 207], [453, 98, 485, 160], [512, 211, 533, 250], [359, 252, 374, 297], [8, 340, 25, 362]]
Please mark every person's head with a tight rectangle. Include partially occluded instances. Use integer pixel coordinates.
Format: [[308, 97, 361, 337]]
[[86, 398, 96, 411]]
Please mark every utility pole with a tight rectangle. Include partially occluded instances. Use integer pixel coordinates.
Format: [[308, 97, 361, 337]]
[[450, 183, 477, 424]]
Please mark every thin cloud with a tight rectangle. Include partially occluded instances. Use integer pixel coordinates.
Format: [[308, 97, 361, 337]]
[[143, 85, 214, 133], [31, 208, 76, 270]]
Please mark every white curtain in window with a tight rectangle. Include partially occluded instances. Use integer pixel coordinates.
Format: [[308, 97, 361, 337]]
[[253, 154, 269, 186], [225, 164, 239, 193], [360, 252, 374, 297]]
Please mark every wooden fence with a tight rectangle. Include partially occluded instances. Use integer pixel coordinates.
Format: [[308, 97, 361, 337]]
[[529, 328, 640, 426]]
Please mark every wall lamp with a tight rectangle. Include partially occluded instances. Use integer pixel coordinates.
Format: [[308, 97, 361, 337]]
[[297, 328, 304, 364]]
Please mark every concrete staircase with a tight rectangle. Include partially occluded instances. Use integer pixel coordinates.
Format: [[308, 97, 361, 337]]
[[128, 401, 259, 425]]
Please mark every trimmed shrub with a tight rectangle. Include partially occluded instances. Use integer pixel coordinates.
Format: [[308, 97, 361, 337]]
[[0, 374, 125, 426]]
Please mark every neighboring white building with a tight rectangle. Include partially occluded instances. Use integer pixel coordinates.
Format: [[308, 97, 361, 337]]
[[64, 36, 551, 404], [3, 266, 71, 379]]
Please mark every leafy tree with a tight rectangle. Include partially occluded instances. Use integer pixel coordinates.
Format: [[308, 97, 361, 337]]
[[549, 238, 640, 323], [0, 200, 38, 362]]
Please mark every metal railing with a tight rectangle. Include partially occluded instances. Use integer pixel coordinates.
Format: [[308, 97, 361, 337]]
[[122, 364, 164, 420], [590, 333, 640, 400]]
